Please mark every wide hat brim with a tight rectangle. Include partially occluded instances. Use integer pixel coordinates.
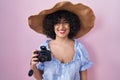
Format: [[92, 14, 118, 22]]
[[28, 1, 95, 38]]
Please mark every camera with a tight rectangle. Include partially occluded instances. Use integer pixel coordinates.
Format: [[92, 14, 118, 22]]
[[28, 46, 51, 77], [34, 46, 51, 62]]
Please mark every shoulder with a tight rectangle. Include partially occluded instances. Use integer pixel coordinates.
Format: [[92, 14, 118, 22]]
[[74, 39, 89, 58], [74, 39, 85, 49], [38, 39, 51, 50]]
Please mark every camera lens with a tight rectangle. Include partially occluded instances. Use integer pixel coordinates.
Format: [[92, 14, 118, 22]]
[[39, 56, 46, 62]]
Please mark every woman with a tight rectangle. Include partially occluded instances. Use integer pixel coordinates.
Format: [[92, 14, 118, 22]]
[[28, 1, 95, 80]]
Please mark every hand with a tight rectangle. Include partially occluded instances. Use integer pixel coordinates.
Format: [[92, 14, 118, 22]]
[[30, 50, 39, 68]]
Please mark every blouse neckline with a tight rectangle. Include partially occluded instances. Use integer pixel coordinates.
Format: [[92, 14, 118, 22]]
[[44, 39, 78, 65]]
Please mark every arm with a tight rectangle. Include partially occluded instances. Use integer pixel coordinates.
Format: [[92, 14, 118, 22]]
[[31, 65, 42, 80], [80, 70, 87, 80], [30, 50, 42, 80]]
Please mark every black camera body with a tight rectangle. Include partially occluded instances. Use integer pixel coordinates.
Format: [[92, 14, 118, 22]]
[[34, 46, 51, 62], [28, 46, 51, 77]]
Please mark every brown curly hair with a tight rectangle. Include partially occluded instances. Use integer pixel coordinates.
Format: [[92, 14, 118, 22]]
[[42, 10, 81, 39]]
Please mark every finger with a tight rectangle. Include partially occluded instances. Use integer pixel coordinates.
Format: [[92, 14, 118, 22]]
[[32, 54, 38, 58], [32, 57, 38, 61], [31, 58, 39, 65], [32, 49, 38, 54], [31, 61, 38, 66]]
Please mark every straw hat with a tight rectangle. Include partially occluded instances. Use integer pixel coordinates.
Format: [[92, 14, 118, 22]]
[[28, 1, 95, 38]]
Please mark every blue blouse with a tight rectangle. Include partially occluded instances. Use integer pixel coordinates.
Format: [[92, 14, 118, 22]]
[[36, 39, 92, 80]]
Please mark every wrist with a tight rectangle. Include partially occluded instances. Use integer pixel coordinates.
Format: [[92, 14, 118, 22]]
[[30, 64, 37, 69]]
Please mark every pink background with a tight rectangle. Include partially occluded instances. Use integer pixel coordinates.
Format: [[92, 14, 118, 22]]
[[0, 0, 120, 80]]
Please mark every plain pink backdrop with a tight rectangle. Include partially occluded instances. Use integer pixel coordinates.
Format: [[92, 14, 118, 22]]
[[0, 0, 120, 80]]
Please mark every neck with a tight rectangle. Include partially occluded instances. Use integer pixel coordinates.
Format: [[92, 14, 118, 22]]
[[53, 37, 72, 44]]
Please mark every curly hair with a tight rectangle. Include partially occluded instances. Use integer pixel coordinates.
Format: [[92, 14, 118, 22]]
[[42, 10, 81, 39]]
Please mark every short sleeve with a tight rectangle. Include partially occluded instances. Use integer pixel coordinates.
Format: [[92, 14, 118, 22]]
[[77, 42, 92, 71]]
